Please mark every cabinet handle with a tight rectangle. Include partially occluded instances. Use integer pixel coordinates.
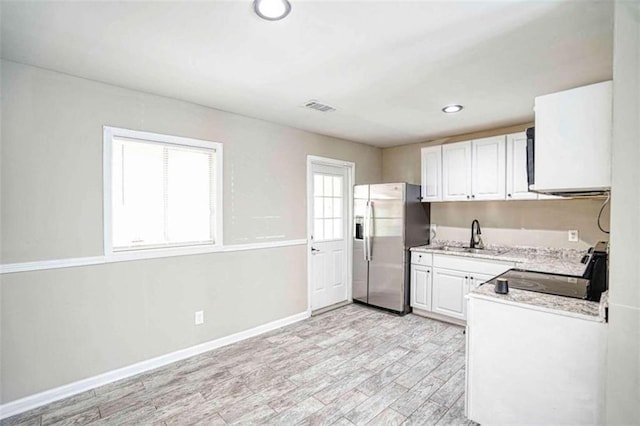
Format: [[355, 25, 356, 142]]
[[508, 193, 512, 197], [466, 195, 470, 199], [470, 276, 474, 280], [427, 270, 431, 274], [465, 276, 469, 279], [471, 195, 475, 199]]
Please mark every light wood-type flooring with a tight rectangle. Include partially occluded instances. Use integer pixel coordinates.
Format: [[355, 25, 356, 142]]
[[2, 304, 473, 426]]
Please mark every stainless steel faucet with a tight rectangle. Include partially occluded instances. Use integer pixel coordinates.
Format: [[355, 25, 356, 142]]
[[470, 219, 485, 249]]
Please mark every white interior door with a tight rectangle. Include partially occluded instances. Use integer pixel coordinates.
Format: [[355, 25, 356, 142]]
[[308, 159, 352, 311]]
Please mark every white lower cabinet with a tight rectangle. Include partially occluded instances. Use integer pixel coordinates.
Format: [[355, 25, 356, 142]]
[[431, 270, 499, 320], [410, 264, 432, 311], [466, 296, 606, 424], [410, 253, 514, 323], [468, 272, 496, 290], [432, 268, 468, 320]]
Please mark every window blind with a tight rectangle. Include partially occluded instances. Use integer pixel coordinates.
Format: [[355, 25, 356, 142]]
[[111, 136, 216, 250]]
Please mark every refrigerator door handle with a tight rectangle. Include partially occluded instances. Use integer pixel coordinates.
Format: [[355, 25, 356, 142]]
[[363, 201, 369, 261], [366, 201, 374, 261]]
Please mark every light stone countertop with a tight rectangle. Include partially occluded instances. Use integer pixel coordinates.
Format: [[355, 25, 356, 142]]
[[410, 239, 587, 276], [409, 239, 606, 322], [468, 283, 605, 322]]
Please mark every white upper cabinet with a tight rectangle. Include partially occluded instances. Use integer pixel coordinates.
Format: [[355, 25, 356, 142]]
[[442, 141, 472, 201], [533, 81, 612, 194], [421, 126, 578, 202], [421, 146, 442, 202], [471, 136, 506, 201], [506, 132, 537, 200], [441, 138, 505, 202]]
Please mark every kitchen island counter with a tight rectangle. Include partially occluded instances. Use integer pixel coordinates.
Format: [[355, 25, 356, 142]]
[[469, 282, 605, 322], [466, 286, 607, 425]]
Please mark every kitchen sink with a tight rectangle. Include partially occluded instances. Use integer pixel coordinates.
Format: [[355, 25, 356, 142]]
[[431, 246, 507, 256], [437, 246, 469, 253]]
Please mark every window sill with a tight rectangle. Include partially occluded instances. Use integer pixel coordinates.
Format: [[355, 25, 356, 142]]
[[106, 243, 223, 263]]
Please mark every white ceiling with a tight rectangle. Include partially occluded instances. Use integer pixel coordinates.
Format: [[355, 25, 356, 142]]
[[1, 0, 613, 147]]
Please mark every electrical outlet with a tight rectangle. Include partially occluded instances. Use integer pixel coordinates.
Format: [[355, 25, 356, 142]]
[[194, 310, 204, 325], [568, 230, 579, 242]]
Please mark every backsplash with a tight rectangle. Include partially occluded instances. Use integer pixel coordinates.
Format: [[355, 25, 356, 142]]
[[433, 225, 592, 249], [430, 199, 610, 249]]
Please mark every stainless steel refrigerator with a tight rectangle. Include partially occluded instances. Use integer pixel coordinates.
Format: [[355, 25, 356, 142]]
[[353, 183, 430, 314]]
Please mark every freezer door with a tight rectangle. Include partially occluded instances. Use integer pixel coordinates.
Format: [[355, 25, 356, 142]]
[[368, 183, 406, 312], [352, 184, 369, 304]]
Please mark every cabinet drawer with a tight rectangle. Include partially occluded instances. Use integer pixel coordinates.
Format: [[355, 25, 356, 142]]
[[411, 251, 432, 266], [433, 254, 514, 276]]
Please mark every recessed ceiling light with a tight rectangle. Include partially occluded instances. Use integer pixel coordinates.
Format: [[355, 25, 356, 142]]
[[254, 0, 292, 21], [442, 104, 463, 113]]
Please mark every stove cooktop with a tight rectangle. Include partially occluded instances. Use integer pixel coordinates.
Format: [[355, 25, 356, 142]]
[[487, 269, 590, 300]]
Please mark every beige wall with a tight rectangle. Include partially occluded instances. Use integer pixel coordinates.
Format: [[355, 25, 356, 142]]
[[431, 199, 609, 249], [381, 123, 610, 248], [2, 247, 306, 403], [1, 61, 381, 264], [606, 1, 640, 423], [0, 60, 382, 402]]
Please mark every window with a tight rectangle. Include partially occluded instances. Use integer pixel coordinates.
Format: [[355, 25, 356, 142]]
[[104, 127, 222, 254], [313, 173, 343, 241]]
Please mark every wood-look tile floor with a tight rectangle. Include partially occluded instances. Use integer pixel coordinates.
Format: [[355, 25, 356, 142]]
[[3, 304, 474, 426]]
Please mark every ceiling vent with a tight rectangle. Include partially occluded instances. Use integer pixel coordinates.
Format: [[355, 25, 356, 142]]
[[304, 100, 336, 113]]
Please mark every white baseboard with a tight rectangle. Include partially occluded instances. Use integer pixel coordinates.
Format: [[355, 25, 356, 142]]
[[412, 308, 466, 327], [0, 311, 310, 420]]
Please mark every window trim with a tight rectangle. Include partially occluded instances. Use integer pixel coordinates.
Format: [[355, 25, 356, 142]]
[[103, 126, 223, 259]]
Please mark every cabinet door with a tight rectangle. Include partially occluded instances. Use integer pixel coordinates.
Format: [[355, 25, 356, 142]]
[[421, 146, 442, 202], [442, 141, 472, 201], [411, 265, 432, 311], [468, 272, 497, 290], [472, 136, 506, 200], [534, 81, 612, 193], [432, 268, 468, 320], [506, 132, 537, 200]]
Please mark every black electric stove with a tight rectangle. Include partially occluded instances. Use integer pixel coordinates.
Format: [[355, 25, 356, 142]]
[[487, 269, 591, 300]]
